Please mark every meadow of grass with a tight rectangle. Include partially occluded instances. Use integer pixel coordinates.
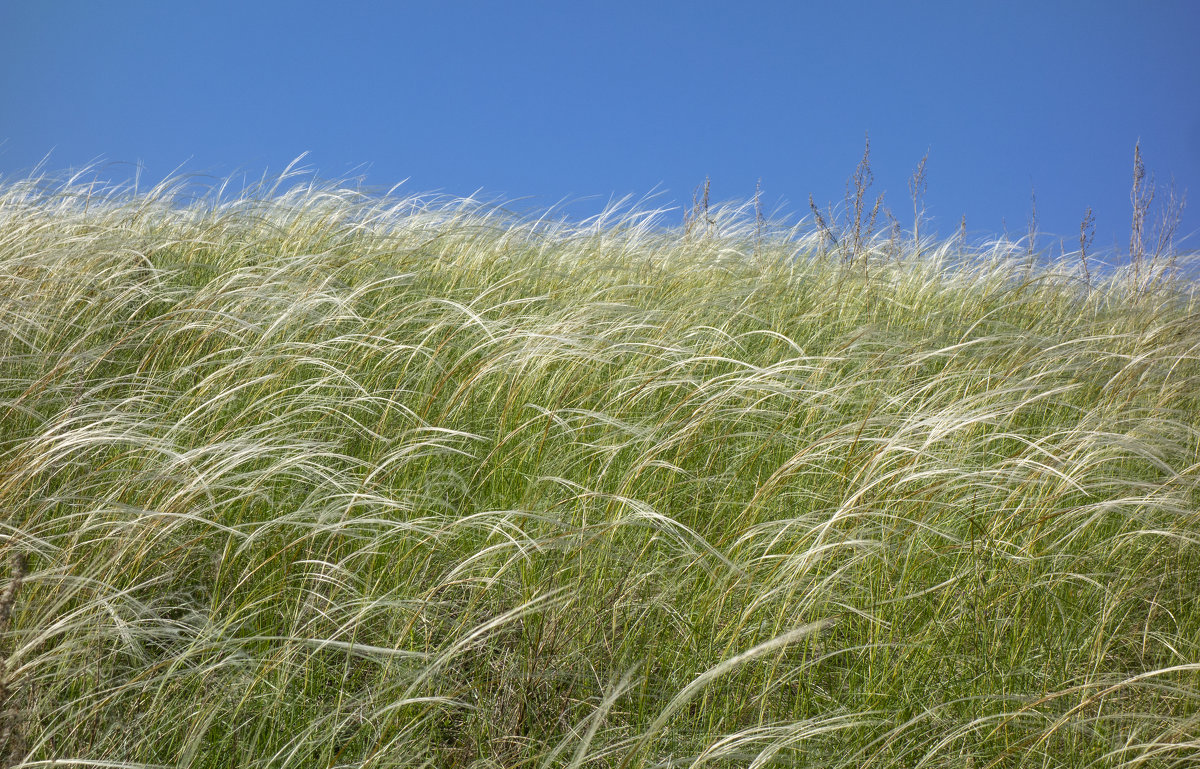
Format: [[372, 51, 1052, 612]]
[[0, 169, 1198, 768]]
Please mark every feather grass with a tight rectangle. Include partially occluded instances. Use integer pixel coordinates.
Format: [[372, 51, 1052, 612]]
[[0, 168, 1197, 767]]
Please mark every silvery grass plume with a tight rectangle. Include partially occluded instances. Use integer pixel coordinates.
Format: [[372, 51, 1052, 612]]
[[0, 167, 1197, 768]]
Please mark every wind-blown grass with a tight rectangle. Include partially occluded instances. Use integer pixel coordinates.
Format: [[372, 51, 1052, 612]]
[[0, 170, 1198, 768]]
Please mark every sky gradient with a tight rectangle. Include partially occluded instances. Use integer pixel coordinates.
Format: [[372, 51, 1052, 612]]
[[2, 0, 1198, 253]]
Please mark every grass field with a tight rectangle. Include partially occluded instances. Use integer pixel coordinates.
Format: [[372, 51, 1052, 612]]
[[0, 172, 1198, 768]]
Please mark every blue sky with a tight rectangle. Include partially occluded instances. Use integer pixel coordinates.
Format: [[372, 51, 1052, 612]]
[[2, 1, 1198, 252]]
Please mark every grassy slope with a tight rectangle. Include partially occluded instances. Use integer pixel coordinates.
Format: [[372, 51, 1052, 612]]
[[0, 177, 1198, 768]]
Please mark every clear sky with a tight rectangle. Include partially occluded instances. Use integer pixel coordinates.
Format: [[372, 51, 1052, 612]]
[[2, 0, 1198, 252]]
